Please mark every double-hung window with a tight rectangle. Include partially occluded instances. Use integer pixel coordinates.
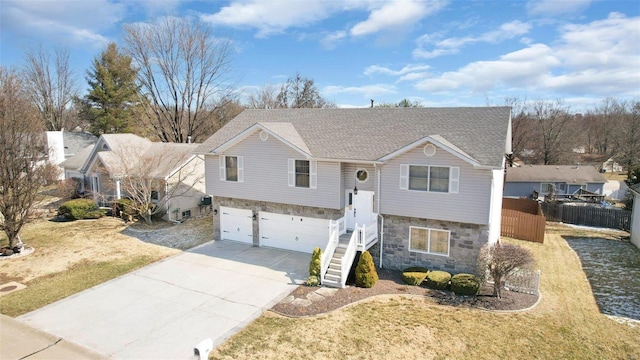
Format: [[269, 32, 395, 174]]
[[540, 182, 553, 194], [409, 226, 450, 256], [400, 165, 459, 193], [219, 155, 244, 182], [288, 159, 317, 189]]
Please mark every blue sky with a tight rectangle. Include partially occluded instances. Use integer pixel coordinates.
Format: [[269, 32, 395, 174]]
[[1, 0, 639, 111]]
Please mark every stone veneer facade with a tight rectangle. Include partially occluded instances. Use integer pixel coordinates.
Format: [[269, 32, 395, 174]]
[[368, 214, 488, 274], [213, 196, 344, 246]]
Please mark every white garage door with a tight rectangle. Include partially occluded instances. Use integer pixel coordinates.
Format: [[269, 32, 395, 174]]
[[220, 207, 253, 244], [259, 212, 330, 253]]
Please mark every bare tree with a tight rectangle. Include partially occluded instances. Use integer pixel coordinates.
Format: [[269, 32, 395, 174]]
[[477, 242, 535, 298], [276, 73, 335, 108], [123, 17, 237, 143], [23, 46, 78, 131], [611, 100, 640, 175], [504, 97, 533, 166], [531, 99, 573, 165], [0, 67, 54, 248], [246, 84, 281, 109]]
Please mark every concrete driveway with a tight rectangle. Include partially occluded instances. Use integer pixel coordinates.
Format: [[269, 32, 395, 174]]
[[18, 241, 308, 359]]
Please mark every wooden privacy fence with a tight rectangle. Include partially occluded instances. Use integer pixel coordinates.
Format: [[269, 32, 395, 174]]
[[501, 198, 546, 243], [541, 203, 631, 231]]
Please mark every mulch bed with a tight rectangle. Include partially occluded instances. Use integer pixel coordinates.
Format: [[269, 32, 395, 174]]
[[272, 268, 538, 317]]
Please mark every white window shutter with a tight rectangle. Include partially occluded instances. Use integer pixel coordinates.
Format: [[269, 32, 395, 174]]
[[450, 167, 460, 193], [288, 159, 295, 187], [237, 156, 244, 183], [310, 160, 317, 189], [219, 156, 226, 181], [399, 164, 409, 190]]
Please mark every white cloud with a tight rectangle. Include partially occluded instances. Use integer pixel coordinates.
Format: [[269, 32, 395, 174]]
[[413, 20, 532, 59], [201, 0, 340, 38], [527, 0, 592, 16], [364, 64, 431, 77], [322, 84, 397, 96], [411, 13, 640, 99], [349, 0, 446, 37], [320, 31, 347, 50], [1, 0, 122, 47]]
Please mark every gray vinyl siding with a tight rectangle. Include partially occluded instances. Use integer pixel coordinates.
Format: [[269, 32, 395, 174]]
[[586, 183, 605, 194], [380, 146, 492, 225], [341, 163, 377, 208], [504, 182, 543, 198], [205, 132, 341, 209]]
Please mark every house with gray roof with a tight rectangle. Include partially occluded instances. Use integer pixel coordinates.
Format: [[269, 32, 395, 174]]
[[196, 107, 512, 288], [45, 129, 98, 180], [80, 134, 206, 222], [504, 165, 606, 200]]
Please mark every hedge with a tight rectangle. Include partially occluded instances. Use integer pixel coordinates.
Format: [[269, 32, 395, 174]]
[[450, 273, 481, 295], [401, 267, 429, 286], [424, 270, 451, 290], [58, 199, 104, 220]]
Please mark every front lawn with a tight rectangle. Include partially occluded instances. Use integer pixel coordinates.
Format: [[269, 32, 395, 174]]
[[210, 225, 640, 359], [0, 218, 179, 316]]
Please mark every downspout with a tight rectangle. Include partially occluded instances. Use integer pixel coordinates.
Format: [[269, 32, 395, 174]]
[[376, 164, 384, 268]]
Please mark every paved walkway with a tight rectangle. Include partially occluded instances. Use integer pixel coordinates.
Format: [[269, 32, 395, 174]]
[[0, 314, 106, 359], [17, 241, 308, 360]]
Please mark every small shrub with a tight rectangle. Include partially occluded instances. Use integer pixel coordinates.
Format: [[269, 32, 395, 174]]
[[58, 199, 104, 220], [309, 247, 321, 277], [306, 275, 320, 287], [56, 179, 79, 200], [401, 267, 429, 286], [425, 270, 451, 290], [477, 242, 535, 298], [451, 273, 481, 295], [355, 251, 378, 288], [113, 198, 136, 218]]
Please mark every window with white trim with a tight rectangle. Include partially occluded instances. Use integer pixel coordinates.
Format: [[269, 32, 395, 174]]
[[219, 155, 243, 183], [400, 165, 459, 193], [409, 226, 450, 256], [288, 159, 317, 189], [540, 182, 553, 194]]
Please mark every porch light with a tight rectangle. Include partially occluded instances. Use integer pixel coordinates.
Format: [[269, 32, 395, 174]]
[[354, 185, 358, 195]]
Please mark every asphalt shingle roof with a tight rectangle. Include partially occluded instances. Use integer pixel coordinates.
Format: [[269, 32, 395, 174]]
[[506, 165, 607, 184], [195, 107, 511, 168], [62, 131, 98, 157]]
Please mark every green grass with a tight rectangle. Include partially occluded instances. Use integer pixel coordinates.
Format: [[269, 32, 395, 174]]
[[0, 256, 155, 317]]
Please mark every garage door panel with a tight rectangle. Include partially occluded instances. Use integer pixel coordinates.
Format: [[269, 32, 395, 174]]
[[259, 212, 329, 253], [220, 207, 253, 244]]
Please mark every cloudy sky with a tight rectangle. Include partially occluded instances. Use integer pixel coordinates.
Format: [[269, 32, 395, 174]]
[[1, 0, 638, 111]]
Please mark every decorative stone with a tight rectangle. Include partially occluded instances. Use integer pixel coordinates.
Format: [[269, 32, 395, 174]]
[[306, 291, 325, 302], [291, 298, 312, 307], [315, 287, 339, 297], [280, 295, 295, 304]]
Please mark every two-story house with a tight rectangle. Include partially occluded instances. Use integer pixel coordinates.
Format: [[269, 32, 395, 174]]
[[196, 107, 512, 287]]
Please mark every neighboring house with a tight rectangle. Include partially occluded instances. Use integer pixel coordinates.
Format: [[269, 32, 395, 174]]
[[601, 157, 623, 173], [630, 184, 640, 249], [60, 145, 95, 194], [504, 165, 606, 200], [46, 128, 98, 180], [196, 107, 512, 287], [80, 134, 207, 222]]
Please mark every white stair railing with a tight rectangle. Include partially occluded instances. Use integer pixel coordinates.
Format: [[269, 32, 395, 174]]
[[321, 218, 341, 284], [340, 224, 359, 288]]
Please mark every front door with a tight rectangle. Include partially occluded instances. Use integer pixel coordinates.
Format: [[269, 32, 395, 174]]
[[346, 190, 374, 230]]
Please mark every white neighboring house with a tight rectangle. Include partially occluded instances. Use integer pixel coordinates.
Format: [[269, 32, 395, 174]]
[[601, 157, 623, 173], [630, 184, 640, 249], [45, 129, 98, 180], [78, 134, 207, 222]]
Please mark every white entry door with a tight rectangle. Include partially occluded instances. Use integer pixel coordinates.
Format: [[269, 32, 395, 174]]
[[219, 207, 253, 244], [345, 190, 374, 230], [259, 212, 330, 253]]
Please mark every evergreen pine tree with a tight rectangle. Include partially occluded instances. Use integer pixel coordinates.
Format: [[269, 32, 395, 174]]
[[82, 43, 140, 135]]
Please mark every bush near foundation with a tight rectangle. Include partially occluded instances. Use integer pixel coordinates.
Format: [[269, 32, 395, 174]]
[[451, 274, 481, 295], [306, 247, 322, 286], [425, 270, 451, 290], [401, 267, 429, 286], [58, 199, 104, 220], [355, 251, 378, 288]]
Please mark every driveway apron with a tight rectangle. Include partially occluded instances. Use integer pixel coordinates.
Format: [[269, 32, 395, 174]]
[[17, 241, 308, 360]]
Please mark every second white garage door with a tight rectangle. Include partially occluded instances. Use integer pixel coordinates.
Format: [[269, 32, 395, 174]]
[[220, 207, 253, 244], [259, 212, 330, 253]]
